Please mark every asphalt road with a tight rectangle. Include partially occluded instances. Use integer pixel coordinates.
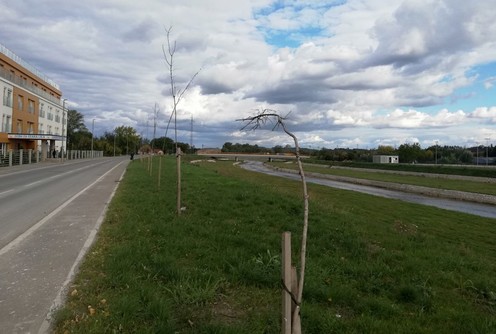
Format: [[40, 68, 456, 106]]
[[0, 157, 130, 333], [241, 161, 496, 219]]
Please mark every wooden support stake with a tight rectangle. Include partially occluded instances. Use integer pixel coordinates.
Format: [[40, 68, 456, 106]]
[[158, 156, 162, 188], [176, 147, 182, 215], [150, 155, 153, 176], [282, 232, 292, 334]]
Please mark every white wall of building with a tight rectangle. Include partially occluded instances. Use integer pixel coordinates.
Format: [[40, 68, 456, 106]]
[[37, 96, 66, 153], [373, 155, 399, 163], [1, 79, 13, 132]]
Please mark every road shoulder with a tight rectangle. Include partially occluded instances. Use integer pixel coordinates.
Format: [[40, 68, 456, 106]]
[[0, 160, 128, 334]]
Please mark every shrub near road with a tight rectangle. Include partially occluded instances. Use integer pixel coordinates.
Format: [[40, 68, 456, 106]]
[[54, 157, 496, 333]]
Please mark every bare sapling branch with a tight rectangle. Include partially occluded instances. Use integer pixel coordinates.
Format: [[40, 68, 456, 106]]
[[238, 108, 309, 332], [162, 26, 201, 215], [162, 26, 201, 152]]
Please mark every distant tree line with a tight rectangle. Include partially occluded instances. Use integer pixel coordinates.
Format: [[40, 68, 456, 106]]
[[221, 141, 495, 165], [221, 142, 271, 153], [66, 109, 494, 163], [67, 110, 193, 156]]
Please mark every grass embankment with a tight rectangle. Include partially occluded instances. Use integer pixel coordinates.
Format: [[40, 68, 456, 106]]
[[54, 156, 496, 333], [305, 160, 496, 178], [269, 162, 496, 196]]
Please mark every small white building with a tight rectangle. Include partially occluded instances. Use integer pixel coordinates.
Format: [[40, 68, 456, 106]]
[[373, 155, 399, 164]]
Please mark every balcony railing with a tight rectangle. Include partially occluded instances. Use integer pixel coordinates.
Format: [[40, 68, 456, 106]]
[[0, 43, 59, 90], [0, 67, 62, 106]]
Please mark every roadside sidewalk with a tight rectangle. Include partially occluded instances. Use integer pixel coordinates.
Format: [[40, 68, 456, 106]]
[[0, 159, 128, 333]]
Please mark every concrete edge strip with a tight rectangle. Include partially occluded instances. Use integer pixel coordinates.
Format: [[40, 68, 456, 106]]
[[264, 164, 496, 205], [37, 161, 128, 334]]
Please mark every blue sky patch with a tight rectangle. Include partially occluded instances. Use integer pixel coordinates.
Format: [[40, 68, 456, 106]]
[[254, 0, 346, 48], [449, 62, 496, 111], [264, 26, 325, 48]]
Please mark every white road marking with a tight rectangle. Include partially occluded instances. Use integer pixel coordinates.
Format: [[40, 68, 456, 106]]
[[0, 161, 124, 257]]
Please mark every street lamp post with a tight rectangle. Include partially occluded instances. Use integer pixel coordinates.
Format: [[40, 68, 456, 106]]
[[61, 98, 67, 162], [91, 119, 95, 158], [476, 142, 479, 166], [435, 140, 438, 165], [486, 137, 491, 166], [113, 131, 116, 157]]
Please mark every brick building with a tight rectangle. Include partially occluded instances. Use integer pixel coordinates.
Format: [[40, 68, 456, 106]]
[[0, 43, 66, 160]]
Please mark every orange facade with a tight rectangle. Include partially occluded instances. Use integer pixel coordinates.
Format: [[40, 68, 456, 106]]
[[0, 52, 61, 100], [10, 87, 39, 149], [0, 45, 63, 151]]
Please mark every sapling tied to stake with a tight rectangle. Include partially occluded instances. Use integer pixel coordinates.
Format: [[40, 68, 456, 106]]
[[239, 108, 308, 333], [162, 26, 200, 215]]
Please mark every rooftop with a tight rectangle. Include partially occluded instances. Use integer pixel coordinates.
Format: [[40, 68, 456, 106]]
[[0, 43, 60, 90]]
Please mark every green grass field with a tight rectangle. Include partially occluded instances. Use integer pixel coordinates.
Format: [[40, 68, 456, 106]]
[[54, 156, 496, 333]]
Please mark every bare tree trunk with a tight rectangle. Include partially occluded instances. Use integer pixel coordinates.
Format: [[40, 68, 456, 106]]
[[238, 109, 309, 333], [162, 26, 200, 216], [279, 121, 306, 334]]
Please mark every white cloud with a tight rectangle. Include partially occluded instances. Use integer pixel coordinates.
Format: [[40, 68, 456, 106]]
[[1, 0, 495, 149], [470, 107, 496, 123]]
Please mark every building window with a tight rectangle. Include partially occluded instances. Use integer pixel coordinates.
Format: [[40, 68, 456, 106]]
[[3, 88, 12, 107], [5, 116, 11, 132], [28, 122, 34, 134], [16, 120, 22, 133], [39, 103, 45, 118], [39, 123, 44, 134], [17, 95, 23, 111], [47, 106, 53, 120], [28, 99, 35, 113]]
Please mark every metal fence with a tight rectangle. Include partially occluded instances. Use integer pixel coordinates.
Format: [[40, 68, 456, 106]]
[[0, 150, 104, 168]]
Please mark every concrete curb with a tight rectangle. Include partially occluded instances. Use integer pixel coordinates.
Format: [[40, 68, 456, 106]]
[[267, 165, 496, 206]]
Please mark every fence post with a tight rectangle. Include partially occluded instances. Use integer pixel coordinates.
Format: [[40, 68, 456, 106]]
[[282, 232, 292, 334], [19, 149, 23, 165], [9, 150, 12, 167], [28, 149, 32, 164]]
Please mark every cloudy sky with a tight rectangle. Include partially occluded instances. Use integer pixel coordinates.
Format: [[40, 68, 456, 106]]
[[1, 0, 495, 149]]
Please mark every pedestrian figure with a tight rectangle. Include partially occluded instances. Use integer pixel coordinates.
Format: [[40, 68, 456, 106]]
[[52, 149, 56, 158], [130, 152, 134, 160]]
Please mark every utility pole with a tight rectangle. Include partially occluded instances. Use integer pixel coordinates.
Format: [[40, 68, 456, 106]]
[[61, 98, 67, 162], [91, 119, 95, 158], [190, 114, 193, 151], [476, 142, 479, 165], [153, 103, 159, 153], [435, 140, 438, 165], [486, 137, 491, 166]]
